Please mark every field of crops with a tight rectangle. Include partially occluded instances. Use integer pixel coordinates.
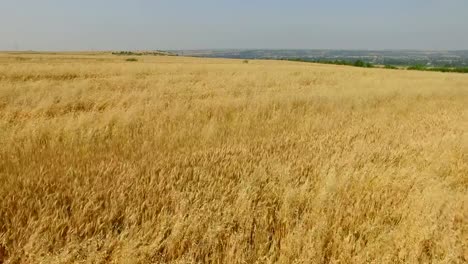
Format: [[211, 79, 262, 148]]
[[0, 53, 466, 263]]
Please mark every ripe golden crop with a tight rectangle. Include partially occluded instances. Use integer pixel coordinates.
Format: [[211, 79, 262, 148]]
[[0, 53, 467, 263]]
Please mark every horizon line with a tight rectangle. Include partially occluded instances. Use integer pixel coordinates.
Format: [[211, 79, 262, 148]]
[[2, 48, 468, 52]]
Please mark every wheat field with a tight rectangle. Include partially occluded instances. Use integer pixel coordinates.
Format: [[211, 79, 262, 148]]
[[0, 53, 467, 263]]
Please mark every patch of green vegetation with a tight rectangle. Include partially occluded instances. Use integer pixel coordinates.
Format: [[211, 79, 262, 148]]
[[407, 65, 426, 71], [285, 58, 374, 68], [125, 58, 138, 62], [406, 65, 468, 73], [114, 51, 142, 56], [112, 51, 177, 56], [354, 60, 374, 68], [284, 58, 468, 74], [384, 65, 398, 69], [434, 67, 468, 73]]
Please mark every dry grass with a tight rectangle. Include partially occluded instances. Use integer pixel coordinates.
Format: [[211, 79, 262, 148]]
[[0, 53, 467, 263]]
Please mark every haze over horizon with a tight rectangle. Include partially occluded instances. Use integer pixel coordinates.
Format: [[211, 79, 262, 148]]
[[1, 0, 467, 51]]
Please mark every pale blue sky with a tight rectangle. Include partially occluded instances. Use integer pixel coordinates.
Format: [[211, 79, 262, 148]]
[[0, 0, 467, 50]]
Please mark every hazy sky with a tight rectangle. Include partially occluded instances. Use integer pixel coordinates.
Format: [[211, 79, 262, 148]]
[[1, 0, 467, 51]]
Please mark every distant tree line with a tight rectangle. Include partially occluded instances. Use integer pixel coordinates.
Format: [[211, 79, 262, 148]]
[[281, 58, 468, 74], [282, 58, 374, 68], [112, 51, 177, 56], [406, 65, 468, 73]]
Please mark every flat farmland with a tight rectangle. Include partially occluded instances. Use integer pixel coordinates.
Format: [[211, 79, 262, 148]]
[[0, 53, 467, 263]]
